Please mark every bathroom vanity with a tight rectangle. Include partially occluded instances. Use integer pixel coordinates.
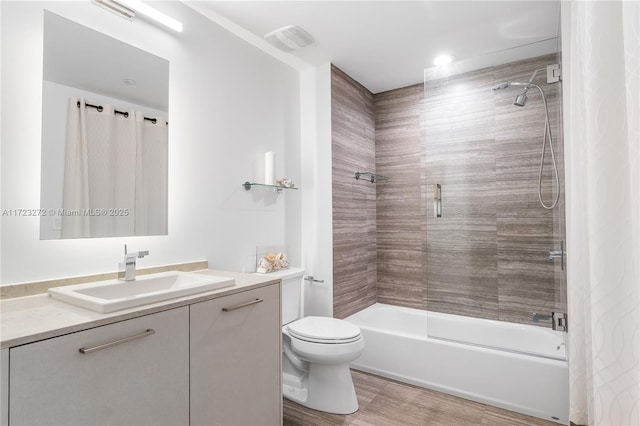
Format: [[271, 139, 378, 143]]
[[0, 270, 281, 426]]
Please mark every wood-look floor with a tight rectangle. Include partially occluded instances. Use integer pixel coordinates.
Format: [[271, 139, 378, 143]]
[[283, 370, 559, 426]]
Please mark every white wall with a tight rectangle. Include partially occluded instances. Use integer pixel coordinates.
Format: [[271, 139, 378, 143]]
[[1, 1, 301, 284], [299, 64, 333, 317]]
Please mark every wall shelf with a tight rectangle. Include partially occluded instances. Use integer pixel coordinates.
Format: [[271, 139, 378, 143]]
[[243, 182, 299, 193], [354, 172, 389, 183]]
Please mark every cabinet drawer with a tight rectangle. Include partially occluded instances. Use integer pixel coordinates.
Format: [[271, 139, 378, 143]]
[[9, 307, 189, 426], [190, 283, 281, 426]]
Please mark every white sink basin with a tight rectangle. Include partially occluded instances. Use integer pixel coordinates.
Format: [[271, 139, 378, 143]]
[[48, 271, 235, 313]]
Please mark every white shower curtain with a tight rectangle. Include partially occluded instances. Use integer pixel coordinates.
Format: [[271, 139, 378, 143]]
[[134, 111, 168, 236], [563, 1, 639, 425], [62, 98, 167, 238]]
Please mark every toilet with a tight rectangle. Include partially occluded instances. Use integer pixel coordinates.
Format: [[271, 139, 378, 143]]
[[268, 267, 364, 414]]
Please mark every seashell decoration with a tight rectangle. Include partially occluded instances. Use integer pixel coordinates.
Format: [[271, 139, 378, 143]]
[[277, 178, 295, 188], [257, 252, 289, 273]]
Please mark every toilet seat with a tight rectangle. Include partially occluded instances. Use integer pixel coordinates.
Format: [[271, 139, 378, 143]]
[[287, 316, 361, 344]]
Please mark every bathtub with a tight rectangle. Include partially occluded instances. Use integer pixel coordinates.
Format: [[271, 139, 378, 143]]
[[345, 303, 569, 424]]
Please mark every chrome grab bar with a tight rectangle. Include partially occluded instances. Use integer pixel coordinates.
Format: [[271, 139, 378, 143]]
[[222, 298, 263, 312], [79, 329, 155, 354], [304, 276, 324, 283]]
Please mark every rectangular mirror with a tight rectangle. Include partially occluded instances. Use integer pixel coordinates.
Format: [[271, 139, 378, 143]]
[[40, 11, 169, 239]]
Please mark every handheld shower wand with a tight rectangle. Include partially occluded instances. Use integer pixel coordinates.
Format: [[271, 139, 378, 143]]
[[491, 67, 560, 209], [491, 82, 511, 91]]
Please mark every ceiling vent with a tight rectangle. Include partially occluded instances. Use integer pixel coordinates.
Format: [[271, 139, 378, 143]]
[[264, 25, 314, 52]]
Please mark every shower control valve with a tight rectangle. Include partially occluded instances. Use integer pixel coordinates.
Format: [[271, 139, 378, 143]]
[[548, 241, 565, 270], [548, 250, 563, 263]]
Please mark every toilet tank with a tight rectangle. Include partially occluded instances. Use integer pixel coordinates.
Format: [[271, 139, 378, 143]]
[[259, 267, 304, 325]]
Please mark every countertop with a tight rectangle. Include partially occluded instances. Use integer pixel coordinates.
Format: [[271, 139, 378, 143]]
[[0, 269, 280, 349]]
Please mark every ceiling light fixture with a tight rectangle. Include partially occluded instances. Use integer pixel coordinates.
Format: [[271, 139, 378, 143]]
[[93, 0, 135, 20], [93, 0, 183, 33], [433, 55, 453, 66]]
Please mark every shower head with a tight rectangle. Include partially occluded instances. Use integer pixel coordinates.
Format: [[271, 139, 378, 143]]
[[511, 68, 545, 106], [492, 79, 542, 107], [514, 88, 529, 107]]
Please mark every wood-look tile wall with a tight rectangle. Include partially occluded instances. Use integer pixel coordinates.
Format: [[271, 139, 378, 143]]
[[422, 66, 500, 319], [332, 55, 566, 326], [376, 54, 566, 325], [331, 65, 378, 319], [492, 55, 566, 324], [374, 84, 427, 309]]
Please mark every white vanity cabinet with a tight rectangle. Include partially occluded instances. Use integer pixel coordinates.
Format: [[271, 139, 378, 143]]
[[8, 307, 189, 426], [1, 349, 8, 426], [190, 283, 282, 426]]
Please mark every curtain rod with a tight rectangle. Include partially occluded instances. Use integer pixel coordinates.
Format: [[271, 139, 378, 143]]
[[76, 100, 167, 125]]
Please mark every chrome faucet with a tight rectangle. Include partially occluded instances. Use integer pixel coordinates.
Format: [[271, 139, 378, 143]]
[[119, 244, 149, 281]]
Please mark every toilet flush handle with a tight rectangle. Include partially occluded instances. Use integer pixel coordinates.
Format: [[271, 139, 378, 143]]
[[304, 276, 324, 283]]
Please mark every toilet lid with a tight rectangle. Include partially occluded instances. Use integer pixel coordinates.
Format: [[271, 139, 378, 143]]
[[287, 316, 361, 343]]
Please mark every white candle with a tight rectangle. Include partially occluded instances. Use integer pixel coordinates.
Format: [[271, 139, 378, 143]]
[[264, 152, 275, 185]]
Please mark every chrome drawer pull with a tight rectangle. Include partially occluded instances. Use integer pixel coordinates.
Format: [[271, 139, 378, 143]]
[[79, 329, 155, 354], [222, 298, 263, 312]]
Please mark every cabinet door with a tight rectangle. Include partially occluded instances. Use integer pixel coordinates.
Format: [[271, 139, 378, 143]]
[[9, 307, 189, 426], [1, 349, 7, 426], [190, 284, 281, 426]]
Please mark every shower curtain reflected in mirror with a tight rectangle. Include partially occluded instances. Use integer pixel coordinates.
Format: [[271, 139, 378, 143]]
[[61, 97, 167, 238]]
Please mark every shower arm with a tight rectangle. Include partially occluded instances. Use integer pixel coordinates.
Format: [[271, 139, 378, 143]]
[[527, 68, 546, 84], [509, 82, 542, 90], [503, 68, 547, 91]]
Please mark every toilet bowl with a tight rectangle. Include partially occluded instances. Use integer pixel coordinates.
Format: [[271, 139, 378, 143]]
[[282, 317, 364, 414], [262, 267, 365, 415]]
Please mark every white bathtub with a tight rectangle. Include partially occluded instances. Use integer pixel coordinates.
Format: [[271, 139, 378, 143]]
[[345, 303, 569, 424]]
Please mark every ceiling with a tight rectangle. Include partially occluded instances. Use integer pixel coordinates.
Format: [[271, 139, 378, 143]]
[[196, 1, 561, 94], [44, 11, 169, 111]]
